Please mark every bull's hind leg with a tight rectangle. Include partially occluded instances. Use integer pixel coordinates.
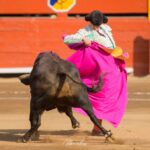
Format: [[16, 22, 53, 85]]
[[65, 107, 80, 129], [78, 97, 112, 138], [21, 105, 44, 142]]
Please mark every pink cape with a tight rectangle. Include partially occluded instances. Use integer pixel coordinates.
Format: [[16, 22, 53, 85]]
[[66, 42, 128, 128]]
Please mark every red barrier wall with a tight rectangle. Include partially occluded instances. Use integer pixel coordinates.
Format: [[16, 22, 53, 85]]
[[0, 17, 150, 68], [0, 0, 150, 75]]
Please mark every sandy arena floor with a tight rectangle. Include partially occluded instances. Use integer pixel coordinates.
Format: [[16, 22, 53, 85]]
[[0, 75, 150, 150]]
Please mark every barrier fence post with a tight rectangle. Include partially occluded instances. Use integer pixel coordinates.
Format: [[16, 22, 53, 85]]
[[148, 0, 150, 20], [149, 41, 150, 74], [148, 0, 150, 74]]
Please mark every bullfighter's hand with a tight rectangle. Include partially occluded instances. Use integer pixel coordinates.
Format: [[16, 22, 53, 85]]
[[82, 37, 91, 46]]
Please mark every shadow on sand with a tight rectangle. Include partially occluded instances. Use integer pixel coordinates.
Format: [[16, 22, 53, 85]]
[[0, 129, 91, 142]]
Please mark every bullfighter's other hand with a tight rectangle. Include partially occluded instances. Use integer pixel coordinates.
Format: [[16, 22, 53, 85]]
[[82, 37, 91, 46]]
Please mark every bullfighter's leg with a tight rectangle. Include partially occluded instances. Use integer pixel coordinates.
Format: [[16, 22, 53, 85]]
[[92, 119, 104, 136], [21, 106, 44, 142], [65, 107, 80, 129]]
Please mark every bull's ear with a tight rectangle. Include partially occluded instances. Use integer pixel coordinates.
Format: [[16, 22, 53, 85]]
[[19, 74, 30, 85]]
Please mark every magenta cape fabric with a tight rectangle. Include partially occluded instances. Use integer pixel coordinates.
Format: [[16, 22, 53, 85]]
[[66, 42, 128, 128]]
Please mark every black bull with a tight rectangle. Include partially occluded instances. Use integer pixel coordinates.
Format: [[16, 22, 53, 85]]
[[19, 51, 112, 142]]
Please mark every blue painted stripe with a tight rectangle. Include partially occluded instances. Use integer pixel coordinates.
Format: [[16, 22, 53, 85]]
[[50, 0, 58, 5]]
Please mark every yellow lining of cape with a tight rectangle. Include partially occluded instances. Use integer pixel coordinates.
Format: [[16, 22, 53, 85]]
[[102, 46, 129, 61]]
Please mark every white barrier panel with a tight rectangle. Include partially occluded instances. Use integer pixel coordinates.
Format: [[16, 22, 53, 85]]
[[0, 67, 133, 74]]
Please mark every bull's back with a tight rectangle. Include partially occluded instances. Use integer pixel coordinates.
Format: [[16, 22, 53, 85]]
[[30, 51, 83, 98]]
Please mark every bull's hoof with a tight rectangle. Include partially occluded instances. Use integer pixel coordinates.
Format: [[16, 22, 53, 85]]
[[18, 136, 30, 143], [105, 136, 115, 143], [32, 131, 40, 141], [104, 130, 115, 143], [106, 130, 112, 137], [72, 121, 80, 129]]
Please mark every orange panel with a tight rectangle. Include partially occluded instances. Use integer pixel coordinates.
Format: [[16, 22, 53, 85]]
[[71, 0, 148, 14], [0, 0, 53, 14], [0, 0, 148, 14], [0, 17, 150, 68]]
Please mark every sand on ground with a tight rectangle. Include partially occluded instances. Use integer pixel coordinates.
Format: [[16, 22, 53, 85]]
[[0, 75, 150, 150]]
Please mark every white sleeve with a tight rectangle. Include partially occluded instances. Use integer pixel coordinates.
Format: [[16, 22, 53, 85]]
[[103, 24, 112, 32], [64, 29, 85, 44]]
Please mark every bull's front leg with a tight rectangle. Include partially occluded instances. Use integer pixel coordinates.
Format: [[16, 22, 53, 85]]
[[21, 107, 44, 143]]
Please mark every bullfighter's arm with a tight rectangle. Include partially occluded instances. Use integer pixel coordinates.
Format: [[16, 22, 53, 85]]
[[63, 29, 85, 44]]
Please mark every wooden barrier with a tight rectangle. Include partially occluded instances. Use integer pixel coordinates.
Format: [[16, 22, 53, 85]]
[[0, 17, 150, 69], [0, 0, 148, 14], [148, 0, 150, 20], [0, 0, 149, 75]]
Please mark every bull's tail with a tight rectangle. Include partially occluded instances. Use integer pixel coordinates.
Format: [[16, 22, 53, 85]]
[[58, 73, 104, 93], [86, 75, 104, 93], [19, 74, 30, 85]]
